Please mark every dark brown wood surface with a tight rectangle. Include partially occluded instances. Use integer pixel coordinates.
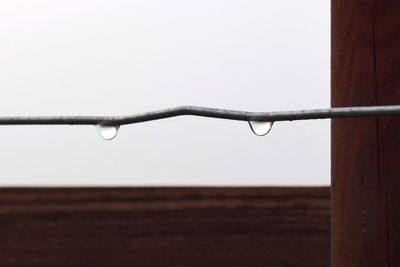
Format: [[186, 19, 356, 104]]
[[0, 187, 330, 267], [331, 0, 400, 266], [375, 0, 400, 265]]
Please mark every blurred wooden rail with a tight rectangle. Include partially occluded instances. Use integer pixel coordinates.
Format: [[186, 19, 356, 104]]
[[0, 187, 330, 266]]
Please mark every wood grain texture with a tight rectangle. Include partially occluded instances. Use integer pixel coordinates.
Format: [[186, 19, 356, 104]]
[[375, 0, 400, 265], [331, 0, 385, 265], [0, 187, 330, 267], [332, 0, 400, 266]]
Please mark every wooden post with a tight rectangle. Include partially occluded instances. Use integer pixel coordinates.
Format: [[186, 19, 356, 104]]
[[0, 188, 330, 266], [331, 0, 400, 266]]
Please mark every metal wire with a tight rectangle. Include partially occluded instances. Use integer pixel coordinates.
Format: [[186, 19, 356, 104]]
[[0, 105, 400, 126]]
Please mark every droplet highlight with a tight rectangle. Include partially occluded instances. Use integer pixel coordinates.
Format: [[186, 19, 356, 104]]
[[248, 121, 273, 136], [97, 124, 119, 140]]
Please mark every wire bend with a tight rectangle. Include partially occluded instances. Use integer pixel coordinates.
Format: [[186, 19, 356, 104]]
[[0, 105, 399, 126]]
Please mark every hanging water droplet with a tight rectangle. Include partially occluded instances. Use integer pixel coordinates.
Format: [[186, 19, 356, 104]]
[[248, 121, 274, 136], [97, 124, 119, 140]]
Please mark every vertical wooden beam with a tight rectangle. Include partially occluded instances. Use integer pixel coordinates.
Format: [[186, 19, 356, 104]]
[[331, 0, 400, 266], [375, 0, 400, 265]]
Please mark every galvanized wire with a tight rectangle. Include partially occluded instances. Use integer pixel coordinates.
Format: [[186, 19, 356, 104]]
[[0, 105, 399, 126]]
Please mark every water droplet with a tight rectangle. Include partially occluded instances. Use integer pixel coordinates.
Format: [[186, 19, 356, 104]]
[[248, 121, 274, 136], [97, 124, 119, 140]]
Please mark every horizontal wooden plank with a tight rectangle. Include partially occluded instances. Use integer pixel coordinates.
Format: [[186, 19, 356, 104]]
[[0, 187, 330, 267]]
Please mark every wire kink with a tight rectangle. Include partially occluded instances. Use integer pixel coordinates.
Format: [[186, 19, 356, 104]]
[[0, 105, 399, 126], [1, 105, 399, 140]]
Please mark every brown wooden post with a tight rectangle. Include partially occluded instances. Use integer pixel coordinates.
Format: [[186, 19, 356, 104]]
[[331, 0, 400, 266]]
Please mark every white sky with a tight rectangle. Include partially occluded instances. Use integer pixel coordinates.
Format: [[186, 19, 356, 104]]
[[0, 0, 330, 186]]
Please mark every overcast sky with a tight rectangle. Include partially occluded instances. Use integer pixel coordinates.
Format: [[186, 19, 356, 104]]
[[0, 0, 330, 186]]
